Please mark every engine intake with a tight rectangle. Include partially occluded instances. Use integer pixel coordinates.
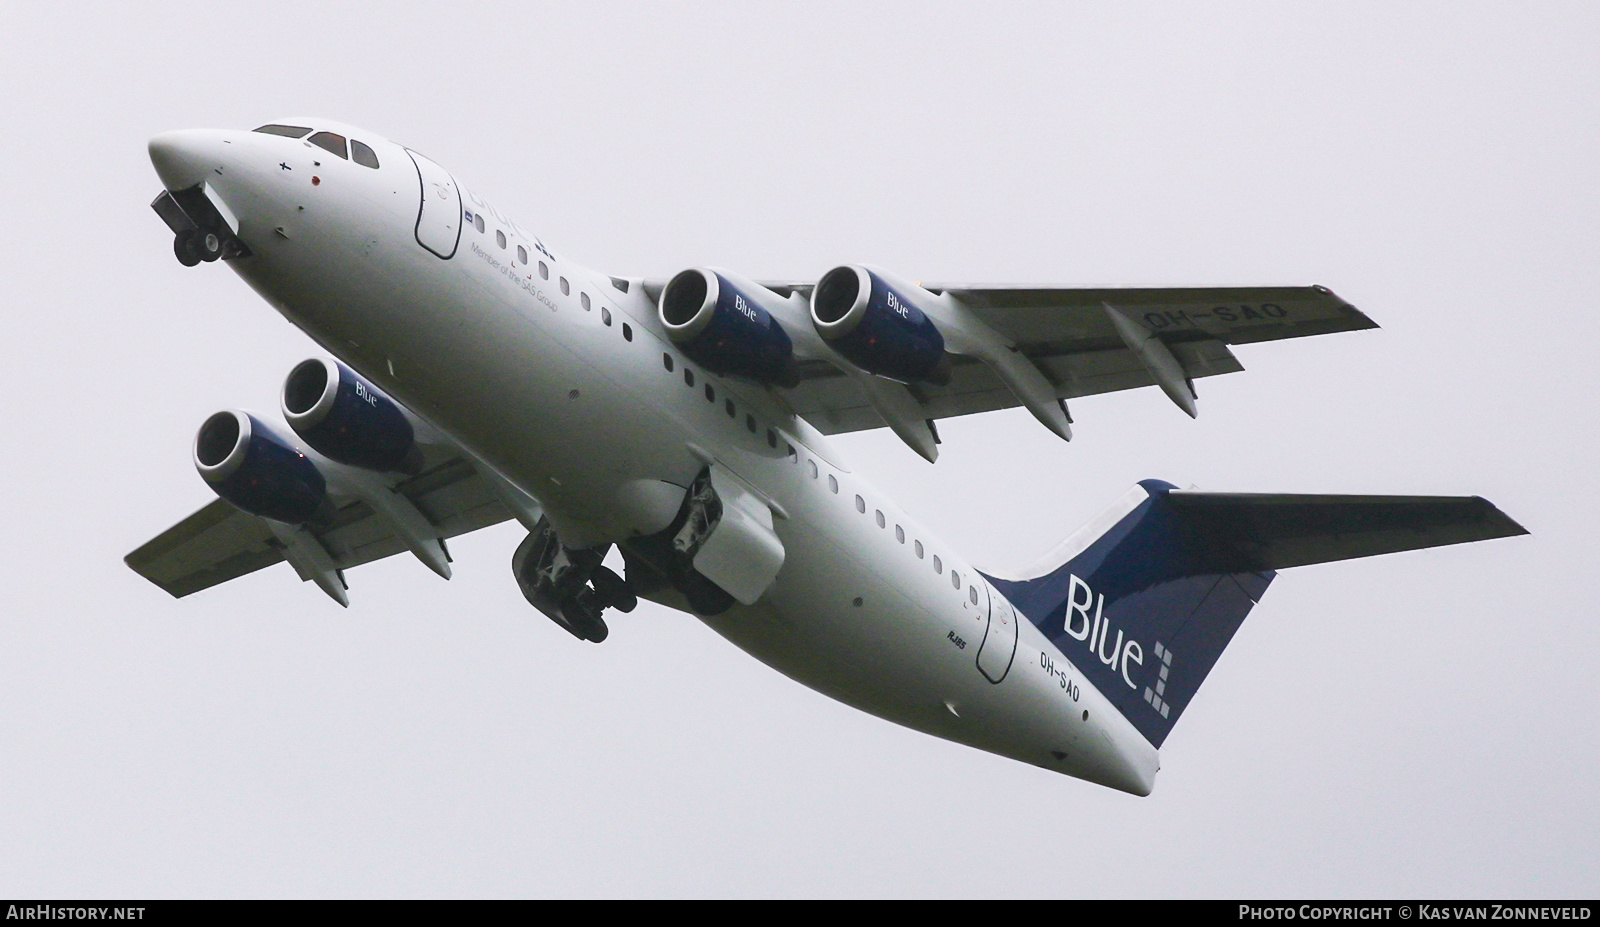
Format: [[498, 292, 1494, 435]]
[[282, 358, 421, 474], [659, 268, 797, 386], [194, 410, 333, 525], [812, 265, 949, 385]]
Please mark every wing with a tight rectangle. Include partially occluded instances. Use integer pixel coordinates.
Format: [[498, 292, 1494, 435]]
[[125, 456, 518, 599], [766, 284, 1375, 435]]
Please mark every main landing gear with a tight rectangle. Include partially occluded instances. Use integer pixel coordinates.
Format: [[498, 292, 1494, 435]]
[[512, 518, 637, 643], [614, 468, 737, 618], [511, 468, 747, 642]]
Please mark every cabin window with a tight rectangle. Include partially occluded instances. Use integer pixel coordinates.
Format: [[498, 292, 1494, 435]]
[[496, 230, 507, 249], [308, 131, 348, 158], [855, 495, 866, 514], [952, 572, 961, 589], [766, 429, 777, 449], [539, 261, 549, 280], [875, 510, 885, 528], [560, 277, 570, 296], [663, 353, 674, 372], [517, 245, 528, 264], [808, 460, 818, 479], [970, 586, 980, 605], [254, 124, 312, 138], [581, 293, 591, 311], [622, 323, 633, 342], [474, 214, 485, 233], [828, 475, 839, 493], [915, 540, 924, 559], [725, 399, 736, 418], [895, 525, 905, 543], [746, 414, 757, 433], [684, 369, 695, 387], [705, 383, 715, 403], [601, 307, 612, 326], [788, 444, 797, 463], [933, 555, 943, 574], [350, 139, 380, 169]]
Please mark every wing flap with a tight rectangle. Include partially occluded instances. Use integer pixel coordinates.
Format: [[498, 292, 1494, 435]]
[[126, 456, 517, 599], [125, 498, 285, 598], [752, 281, 1373, 348], [929, 284, 1376, 348], [786, 337, 1245, 435], [754, 282, 1368, 436]]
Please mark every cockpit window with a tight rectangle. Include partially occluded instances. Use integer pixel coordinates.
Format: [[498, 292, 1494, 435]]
[[350, 139, 380, 169], [254, 124, 312, 138], [308, 131, 348, 159]]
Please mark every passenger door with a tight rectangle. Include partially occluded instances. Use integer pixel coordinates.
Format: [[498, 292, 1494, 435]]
[[407, 150, 461, 259], [976, 579, 1018, 684]]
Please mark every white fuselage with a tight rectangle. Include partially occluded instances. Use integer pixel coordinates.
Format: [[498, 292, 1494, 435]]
[[152, 122, 1159, 794]]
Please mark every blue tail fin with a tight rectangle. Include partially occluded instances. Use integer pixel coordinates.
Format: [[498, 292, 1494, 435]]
[[985, 480, 1526, 748]]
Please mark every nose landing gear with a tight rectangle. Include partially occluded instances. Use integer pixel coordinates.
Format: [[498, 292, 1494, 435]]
[[173, 228, 226, 266], [173, 229, 202, 267], [153, 186, 252, 267], [193, 228, 225, 262]]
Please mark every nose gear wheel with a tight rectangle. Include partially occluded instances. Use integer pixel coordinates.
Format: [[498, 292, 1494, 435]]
[[174, 229, 202, 267], [194, 229, 224, 262]]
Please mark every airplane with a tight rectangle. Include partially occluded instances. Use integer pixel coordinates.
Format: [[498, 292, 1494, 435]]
[[126, 118, 1527, 795]]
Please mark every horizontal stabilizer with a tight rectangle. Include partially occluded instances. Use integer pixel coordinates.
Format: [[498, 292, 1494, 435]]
[[1162, 491, 1528, 571]]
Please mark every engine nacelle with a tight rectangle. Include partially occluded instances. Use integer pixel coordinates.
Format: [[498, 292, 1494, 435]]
[[194, 410, 333, 525], [282, 358, 421, 474], [811, 265, 950, 386], [659, 268, 797, 386]]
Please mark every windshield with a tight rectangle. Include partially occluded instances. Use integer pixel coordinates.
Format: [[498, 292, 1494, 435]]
[[253, 124, 312, 139]]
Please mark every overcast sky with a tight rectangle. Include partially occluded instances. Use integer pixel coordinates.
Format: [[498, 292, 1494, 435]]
[[1, 1, 1595, 898]]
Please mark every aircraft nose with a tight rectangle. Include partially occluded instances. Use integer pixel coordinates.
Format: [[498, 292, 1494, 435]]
[[148, 129, 227, 191]]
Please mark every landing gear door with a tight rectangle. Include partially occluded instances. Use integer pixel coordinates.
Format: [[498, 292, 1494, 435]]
[[686, 465, 785, 606], [407, 150, 462, 259], [976, 580, 1018, 684]]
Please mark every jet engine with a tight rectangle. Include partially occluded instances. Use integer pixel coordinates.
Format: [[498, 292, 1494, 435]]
[[811, 265, 950, 386], [281, 358, 422, 474], [659, 268, 798, 386], [194, 410, 334, 525]]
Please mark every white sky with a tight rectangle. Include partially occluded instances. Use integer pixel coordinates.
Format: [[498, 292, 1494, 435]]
[[1, 1, 1595, 898]]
